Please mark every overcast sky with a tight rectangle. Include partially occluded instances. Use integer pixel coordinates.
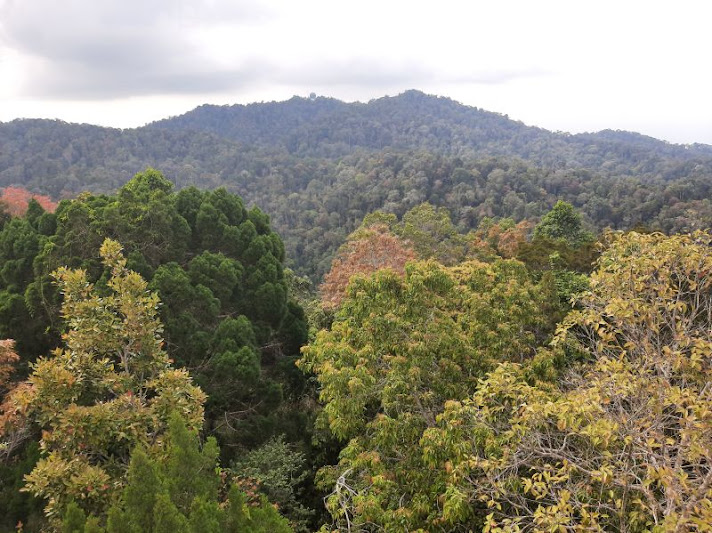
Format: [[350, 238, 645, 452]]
[[1, 0, 710, 144]]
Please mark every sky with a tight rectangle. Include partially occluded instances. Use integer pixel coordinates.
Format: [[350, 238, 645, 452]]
[[0, 0, 711, 145]]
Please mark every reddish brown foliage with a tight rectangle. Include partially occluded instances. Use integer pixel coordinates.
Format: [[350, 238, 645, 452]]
[[0, 186, 58, 217], [0, 340, 30, 457], [320, 224, 416, 309], [470, 220, 533, 259]]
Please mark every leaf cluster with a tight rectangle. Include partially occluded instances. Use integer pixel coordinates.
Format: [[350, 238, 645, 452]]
[[302, 258, 554, 530], [426, 231, 712, 531], [4, 239, 206, 521]]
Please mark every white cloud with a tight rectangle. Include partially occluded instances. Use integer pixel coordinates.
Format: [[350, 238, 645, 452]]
[[0, 0, 711, 143]]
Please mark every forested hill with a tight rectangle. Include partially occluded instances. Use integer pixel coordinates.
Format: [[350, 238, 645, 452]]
[[3, 91, 712, 195], [0, 119, 251, 195], [2, 90, 712, 279], [150, 90, 530, 155], [151, 90, 712, 170]]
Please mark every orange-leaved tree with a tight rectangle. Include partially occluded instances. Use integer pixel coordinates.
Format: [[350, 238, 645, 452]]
[[0, 187, 57, 217], [0, 339, 26, 460], [319, 223, 416, 309], [469, 217, 533, 260]]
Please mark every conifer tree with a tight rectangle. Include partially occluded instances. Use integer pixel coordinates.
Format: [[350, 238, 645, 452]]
[[103, 414, 290, 533]]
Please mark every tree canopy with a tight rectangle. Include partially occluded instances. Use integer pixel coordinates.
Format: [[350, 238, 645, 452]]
[[301, 258, 554, 530], [1, 114, 712, 530], [0, 171, 313, 530], [3, 239, 205, 520], [0, 170, 308, 458], [533, 199, 593, 247], [3, 93, 712, 280], [423, 231, 712, 531]]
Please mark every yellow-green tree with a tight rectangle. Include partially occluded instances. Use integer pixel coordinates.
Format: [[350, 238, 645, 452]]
[[301, 259, 550, 531], [396, 203, 468, 265], [2, 239, 206, 521], [426, 231, 712, 531]]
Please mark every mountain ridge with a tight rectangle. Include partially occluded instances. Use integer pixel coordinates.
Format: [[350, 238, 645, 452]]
[[4, 90, 709, 152], [148, 90, 712, 157], [2, 90, 709, 198]]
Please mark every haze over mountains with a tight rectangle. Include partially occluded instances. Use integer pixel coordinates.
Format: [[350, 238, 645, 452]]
[[2, 90, 712, 277]]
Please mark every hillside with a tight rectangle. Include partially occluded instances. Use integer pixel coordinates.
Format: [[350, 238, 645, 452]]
[[3, 91, 712, 195], [151, 90, 712, 175], [2, 90, 712, 279]]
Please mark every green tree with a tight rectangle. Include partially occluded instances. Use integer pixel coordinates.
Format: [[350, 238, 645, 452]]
[[395, 203, 467, 264], [0, 200, 10, 229], [4, 170, 308, 465], [0, 217, 53, 358], [301, 259, 550, 531], [533, 200, 593, 247], [232, 435, 312, 531], [101, 168, 190, 266], [103, 414, 290, 533], [62, 501, 87, 533]]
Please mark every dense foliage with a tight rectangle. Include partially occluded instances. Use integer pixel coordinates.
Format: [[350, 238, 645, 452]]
[[2, 193, 711, 531], [2, 91, 712, 279], [423, 231, 712, 531], [0, 170, 307, 452], [304, 230, 712, 531], [90, 414, 290, 533], [302, 258, 555, 531], [1, 239, 297, 531], [0, 171, 312, 531], [2, 91, 712, 531], [5, 239, 206, 520]]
